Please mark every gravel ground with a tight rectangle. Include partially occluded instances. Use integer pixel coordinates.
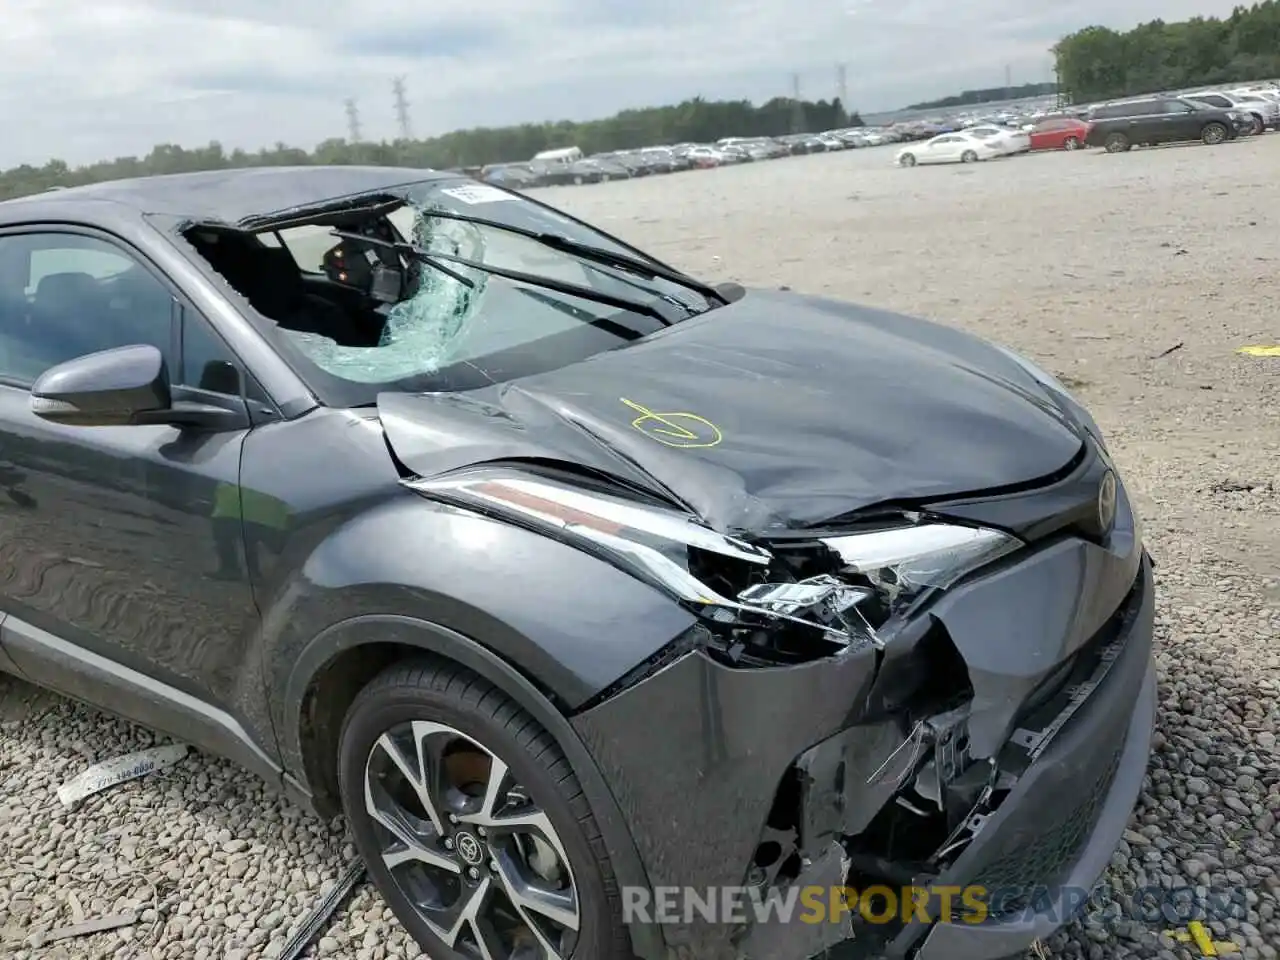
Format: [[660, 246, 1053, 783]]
[[3, 137, 1280, 960]]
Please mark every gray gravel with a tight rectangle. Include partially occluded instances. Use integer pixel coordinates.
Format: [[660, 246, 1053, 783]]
[[3, 137, 1280, 959]]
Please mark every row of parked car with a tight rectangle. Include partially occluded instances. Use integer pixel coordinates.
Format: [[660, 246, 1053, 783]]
[[469, 82, 1280, 186], [476, 127, 914, 189], [893, 83, 1280, 166]]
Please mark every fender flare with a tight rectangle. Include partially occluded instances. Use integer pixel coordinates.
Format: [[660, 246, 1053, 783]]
[[283, 614, 665, 960]]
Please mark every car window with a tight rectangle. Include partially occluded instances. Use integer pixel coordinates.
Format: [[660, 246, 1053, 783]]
[[180, 312, 242, 395], [277, 225, 334, 274], [1200, 95, 1229, 107], [0, 232, 175, 386], [1163, 101, 1194, 114]]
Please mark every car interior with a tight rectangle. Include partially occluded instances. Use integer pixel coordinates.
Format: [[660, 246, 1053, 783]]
[[183, 206, 417, 353]]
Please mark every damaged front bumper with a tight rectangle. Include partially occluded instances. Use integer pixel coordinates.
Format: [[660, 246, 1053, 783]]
[[571, 526, 1155, 960]]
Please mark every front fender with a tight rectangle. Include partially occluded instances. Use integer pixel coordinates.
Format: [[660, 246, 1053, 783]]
[[264, 494, 696, 757]]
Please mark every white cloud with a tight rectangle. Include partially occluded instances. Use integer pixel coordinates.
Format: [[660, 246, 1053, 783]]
[[0, 0, 1254, 167]]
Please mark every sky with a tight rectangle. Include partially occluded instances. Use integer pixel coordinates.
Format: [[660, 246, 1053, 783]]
[[0, 0, 1255, 169]]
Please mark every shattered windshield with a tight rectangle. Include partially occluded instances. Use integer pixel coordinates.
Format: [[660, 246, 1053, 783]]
[[224, 177, 713, 406]]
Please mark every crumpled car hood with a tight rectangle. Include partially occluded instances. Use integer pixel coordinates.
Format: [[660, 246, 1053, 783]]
[[377, 289, 1084, 533]]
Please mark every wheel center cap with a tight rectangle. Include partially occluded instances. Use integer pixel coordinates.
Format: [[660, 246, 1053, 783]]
[[454, 830, 484, 866]]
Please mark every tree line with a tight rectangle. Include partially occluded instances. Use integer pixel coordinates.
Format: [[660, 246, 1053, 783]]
[[0, 96, 860, 202], [1055, 1, 1280, 103], [906, 82, 1058, 110]]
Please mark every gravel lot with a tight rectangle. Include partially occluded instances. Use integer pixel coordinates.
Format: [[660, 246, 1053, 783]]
[[3, 137, 1280, 960]]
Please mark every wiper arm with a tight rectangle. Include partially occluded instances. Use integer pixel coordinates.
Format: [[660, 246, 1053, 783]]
[[412, 209, 728, 306], [331, 230, 674, 325]]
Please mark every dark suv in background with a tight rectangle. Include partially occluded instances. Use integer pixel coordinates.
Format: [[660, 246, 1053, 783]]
[[1085, 96, 1243, 152]]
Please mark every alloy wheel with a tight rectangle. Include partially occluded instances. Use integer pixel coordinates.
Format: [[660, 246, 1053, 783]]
[[1064, 137, 1080, 150], [363, 720, 580, 959]]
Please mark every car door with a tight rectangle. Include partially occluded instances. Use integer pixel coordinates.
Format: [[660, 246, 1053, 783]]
[[1159, 100, 1201, 140], [924, 136, 953, 163], [0, 225, 276, 771]]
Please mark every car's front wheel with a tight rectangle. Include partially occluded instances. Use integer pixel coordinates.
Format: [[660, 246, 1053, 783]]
[[1063, 136, 1081, 150], [338, 659, 629, 960], [899, 153, 916, 166], [1202, 122, 1228, 145]]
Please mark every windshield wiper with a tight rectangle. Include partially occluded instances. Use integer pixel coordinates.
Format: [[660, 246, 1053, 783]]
[[410, 209, 728, 306], [330, 230, 676, 325]]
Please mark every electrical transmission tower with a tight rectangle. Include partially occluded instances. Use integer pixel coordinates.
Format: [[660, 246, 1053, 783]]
[[790, 73, 805, 133], [836, 63, 848, 105], [392, 76, 412, 140], [344, 99, 362, 143]]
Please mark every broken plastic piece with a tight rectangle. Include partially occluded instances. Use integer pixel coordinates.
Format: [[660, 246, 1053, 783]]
[[738, 575, 872, 619], [27, 912, 138, 948], [278, 859, 367, 960], [56, 743, 189, 807]]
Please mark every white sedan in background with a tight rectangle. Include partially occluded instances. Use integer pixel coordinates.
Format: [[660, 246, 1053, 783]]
[[965, 124, 1032, 155], [895, 132, 1001, 166]]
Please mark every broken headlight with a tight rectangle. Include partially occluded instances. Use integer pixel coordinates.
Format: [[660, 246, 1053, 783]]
[[815, 523, 1022, 626], [402, 468, 771, 605]]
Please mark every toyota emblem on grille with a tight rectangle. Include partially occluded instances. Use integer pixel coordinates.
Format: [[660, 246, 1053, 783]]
[[1098, 470, 1117, 533]]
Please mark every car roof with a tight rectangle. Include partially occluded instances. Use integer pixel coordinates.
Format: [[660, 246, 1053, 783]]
[[0, 165, 457, 228]]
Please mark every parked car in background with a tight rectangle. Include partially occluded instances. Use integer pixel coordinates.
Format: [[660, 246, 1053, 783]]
[[1028, 117, 1091, 151], [682, 145, 726, 168], [1185, 90, 1278, 133], [540, 158, 631, 185], [479, 163, 543, 190], [1085, 97, 1240, 152], [965, 124, 1032, 155], [896, 132, 1001, 166]]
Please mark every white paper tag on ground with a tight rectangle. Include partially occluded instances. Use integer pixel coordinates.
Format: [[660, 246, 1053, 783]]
[[56, 744, 190, 807], [439, 184, 512, 205]]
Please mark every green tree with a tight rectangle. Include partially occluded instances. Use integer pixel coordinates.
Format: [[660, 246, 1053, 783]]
[[1055, 2, 1280, 103], [0, 96, 864, 201], [906, 82, 1058, 110]]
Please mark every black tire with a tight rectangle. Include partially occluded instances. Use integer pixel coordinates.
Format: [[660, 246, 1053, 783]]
[[899, 153, 916, 167], [1250, 114, 1265, 135], [1063, 136, 1081, 150], [1104, 132, 1130, 153], [338, 659, 630, 960], [961, 149, 978, 163], [1202, 122, 1228, 145]]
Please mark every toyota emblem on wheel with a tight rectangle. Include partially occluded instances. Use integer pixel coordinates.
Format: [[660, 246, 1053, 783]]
[[455, 830, 483, 866]]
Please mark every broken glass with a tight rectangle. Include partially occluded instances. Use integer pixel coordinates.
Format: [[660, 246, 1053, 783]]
[[284, 201, 489, 382]]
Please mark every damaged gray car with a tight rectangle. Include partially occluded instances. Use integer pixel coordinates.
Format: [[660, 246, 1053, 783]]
[[0, 167, 1155, 960]]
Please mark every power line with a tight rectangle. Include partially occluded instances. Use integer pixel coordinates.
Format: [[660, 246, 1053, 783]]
[[392, 76, 411, 141], [344, 98, 362, 143], [790, 72, 804, 133]]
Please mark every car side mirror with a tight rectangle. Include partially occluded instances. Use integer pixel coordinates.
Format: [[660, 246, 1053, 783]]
[[30, 344, 172, 427]]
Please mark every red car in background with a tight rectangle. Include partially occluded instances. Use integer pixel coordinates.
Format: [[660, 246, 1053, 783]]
[[1029, 117, 1091, 151]]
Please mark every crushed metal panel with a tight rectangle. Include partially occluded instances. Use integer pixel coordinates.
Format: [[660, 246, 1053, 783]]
[[737, 841, 853, 959]]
